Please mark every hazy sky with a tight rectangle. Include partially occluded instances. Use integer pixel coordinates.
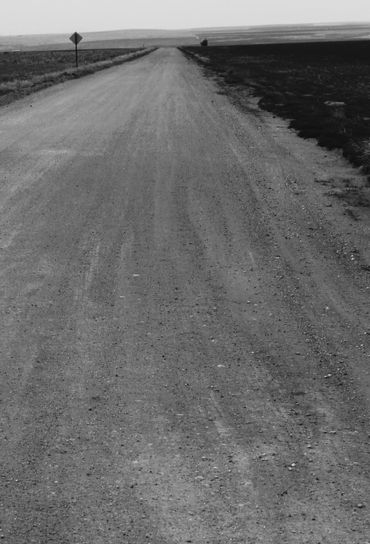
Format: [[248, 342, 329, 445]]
[[2, 0, 370, 35]]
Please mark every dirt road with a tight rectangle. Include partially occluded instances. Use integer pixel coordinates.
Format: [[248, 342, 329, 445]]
[[0, 48, 369, 543]]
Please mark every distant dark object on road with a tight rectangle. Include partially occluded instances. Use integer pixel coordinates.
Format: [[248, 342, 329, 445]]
[[200, 39, 208, 47]]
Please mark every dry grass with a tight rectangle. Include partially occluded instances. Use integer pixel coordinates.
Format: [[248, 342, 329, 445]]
[[0, 48, 156, 106]]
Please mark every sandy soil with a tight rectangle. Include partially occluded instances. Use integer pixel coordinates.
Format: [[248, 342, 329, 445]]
[[0, 47, 369, 543]]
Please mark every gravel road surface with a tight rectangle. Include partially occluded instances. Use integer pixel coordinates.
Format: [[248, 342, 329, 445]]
[[0, 47, 369, 543]]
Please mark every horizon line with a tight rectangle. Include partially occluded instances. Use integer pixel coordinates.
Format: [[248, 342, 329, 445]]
[[1, 20, 370, 38]]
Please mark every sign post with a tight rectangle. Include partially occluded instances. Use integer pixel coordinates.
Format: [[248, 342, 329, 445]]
[[69, 32, 83, 68]]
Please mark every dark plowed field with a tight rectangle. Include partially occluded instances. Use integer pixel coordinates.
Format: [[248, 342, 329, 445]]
[[182, 41, 370, 198]]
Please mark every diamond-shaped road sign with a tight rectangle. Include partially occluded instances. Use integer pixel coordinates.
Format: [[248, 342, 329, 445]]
[[69, 32, 83, 45]]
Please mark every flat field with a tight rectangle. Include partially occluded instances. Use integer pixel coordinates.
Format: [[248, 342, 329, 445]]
[[182, 41, 370, 208], [2, 23, 369, 51], [0, 29, 197, 51], [194, 23, 370, 45]]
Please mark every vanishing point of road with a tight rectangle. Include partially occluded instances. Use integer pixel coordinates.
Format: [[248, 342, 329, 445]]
[[0, 48, 369, 543]]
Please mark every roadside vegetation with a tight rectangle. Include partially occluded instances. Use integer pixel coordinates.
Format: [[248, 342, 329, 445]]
[[0, 48, 155, 106], [181, 41, 370, 209]]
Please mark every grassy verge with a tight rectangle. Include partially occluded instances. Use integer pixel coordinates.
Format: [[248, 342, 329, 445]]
[[0, 47, 156, 106], [180, 42, 370, 210]]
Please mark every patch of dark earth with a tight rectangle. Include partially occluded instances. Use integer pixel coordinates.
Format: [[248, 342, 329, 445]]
[[180, 41, 370, 212]]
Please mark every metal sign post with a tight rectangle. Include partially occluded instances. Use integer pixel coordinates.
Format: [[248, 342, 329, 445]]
[[69, 32, 83, 68]]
